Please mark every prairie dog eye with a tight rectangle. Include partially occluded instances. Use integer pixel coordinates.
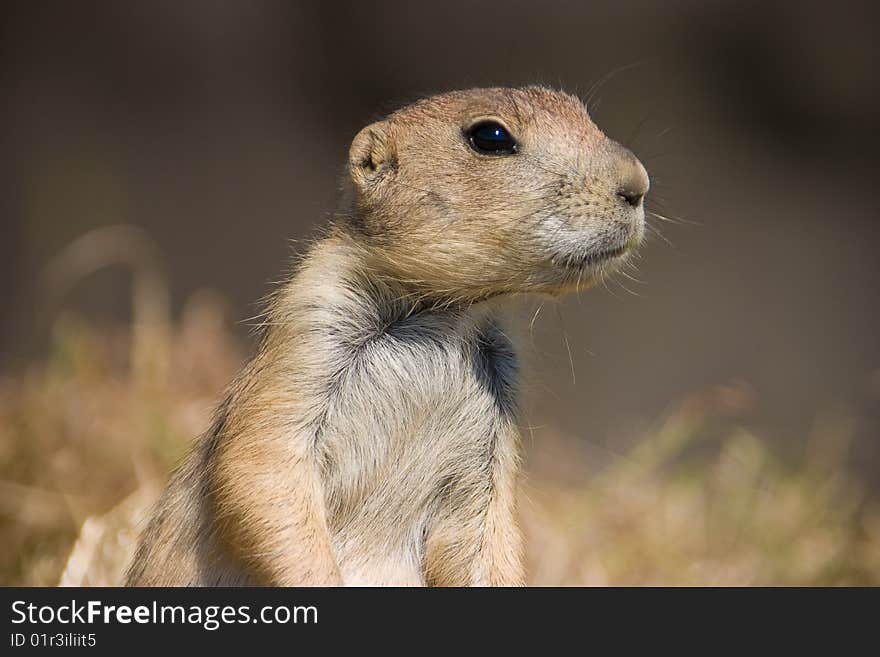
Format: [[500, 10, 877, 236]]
[[466, 121, 518, 156]]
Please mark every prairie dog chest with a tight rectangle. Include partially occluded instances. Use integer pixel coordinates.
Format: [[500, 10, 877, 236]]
[[319, 309, 519, 540]]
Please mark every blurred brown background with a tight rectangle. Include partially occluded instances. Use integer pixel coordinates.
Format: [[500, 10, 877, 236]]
[[1, 1, 879, 584], [4, 0, 878, 474]]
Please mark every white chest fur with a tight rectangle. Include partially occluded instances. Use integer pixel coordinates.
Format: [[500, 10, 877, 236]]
[[316, 307, 519, 585]]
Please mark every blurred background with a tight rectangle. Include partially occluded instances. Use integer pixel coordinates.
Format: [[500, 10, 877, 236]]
[[2, 1, 879, 585]]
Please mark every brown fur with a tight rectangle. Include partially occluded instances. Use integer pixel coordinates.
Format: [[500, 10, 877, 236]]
[[125, 86, 648, 586]]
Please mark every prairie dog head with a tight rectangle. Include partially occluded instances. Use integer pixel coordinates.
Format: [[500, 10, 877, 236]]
[[344, 86, 649, 300]]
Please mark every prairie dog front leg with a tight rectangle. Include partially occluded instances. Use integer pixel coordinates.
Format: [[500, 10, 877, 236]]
[[424, 423, 524, 587], [208, 377, 343, 586]]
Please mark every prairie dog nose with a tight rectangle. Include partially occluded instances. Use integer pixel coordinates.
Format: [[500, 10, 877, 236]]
[[615, 153, 650, 208]]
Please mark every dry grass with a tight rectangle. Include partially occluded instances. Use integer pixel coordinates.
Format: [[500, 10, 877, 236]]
[[0, 292, 243, 585], [522, 394, 880, 585], [1, 253, 878, 586]]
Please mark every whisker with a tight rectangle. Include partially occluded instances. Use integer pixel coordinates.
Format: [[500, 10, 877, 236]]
[[649, 209, 700, 227], [646, 223, 676, 249]]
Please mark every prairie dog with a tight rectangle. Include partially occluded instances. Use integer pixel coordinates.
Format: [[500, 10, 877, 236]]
[[126, 86, 649, 586]]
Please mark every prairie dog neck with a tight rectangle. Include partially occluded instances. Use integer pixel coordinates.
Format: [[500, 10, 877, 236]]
[[262, 231, 511, 376], [274, 231, 502, 322]]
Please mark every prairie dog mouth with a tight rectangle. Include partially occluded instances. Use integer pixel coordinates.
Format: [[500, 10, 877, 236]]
[[555, 242, 633, 270]]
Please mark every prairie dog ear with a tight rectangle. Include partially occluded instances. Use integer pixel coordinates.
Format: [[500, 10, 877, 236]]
[[348, 121, 395, 187]]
